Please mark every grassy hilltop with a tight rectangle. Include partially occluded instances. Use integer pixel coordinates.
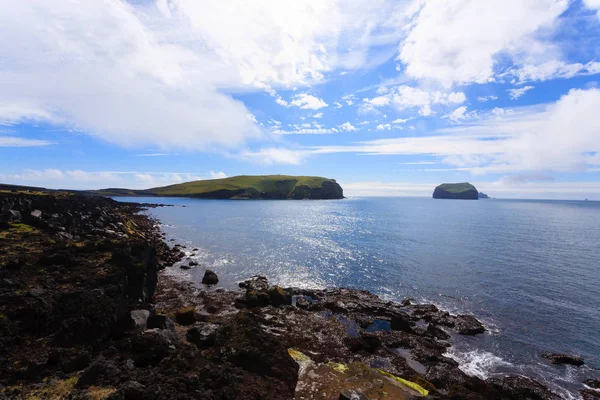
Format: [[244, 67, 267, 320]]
[[97, 175, 344, 200]]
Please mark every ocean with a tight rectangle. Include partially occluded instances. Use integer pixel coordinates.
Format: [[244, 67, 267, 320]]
[[116, 196, 600, 398]]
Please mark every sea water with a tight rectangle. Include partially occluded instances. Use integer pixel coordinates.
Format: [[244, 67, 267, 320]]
[[115, 196, 600, 397]]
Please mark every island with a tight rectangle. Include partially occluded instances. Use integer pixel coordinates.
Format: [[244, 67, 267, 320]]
[[96, 175, 344, 200], [478, 192, 490, 199], [432, 182, 479, 200]]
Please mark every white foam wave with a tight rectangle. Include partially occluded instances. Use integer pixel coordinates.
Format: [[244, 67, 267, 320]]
[[445, 348, 512, 379]]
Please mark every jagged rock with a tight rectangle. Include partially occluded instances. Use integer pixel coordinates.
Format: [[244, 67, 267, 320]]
[[454, 314, 485, 335], [130, 330, 174, 367], [30, 209, 42, 218], [202, 270, 219, 285], [543, 353, 584, 366], [269, 286, 292, 307], [188, 260, 198, 267], [129, 310, 150, 332]]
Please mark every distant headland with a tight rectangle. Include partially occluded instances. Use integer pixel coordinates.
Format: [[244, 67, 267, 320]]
[[433, 182, 480, 200], [95, 175, 344, 200]]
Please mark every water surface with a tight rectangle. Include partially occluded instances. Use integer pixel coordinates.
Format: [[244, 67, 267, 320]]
[[117, 196, 600, 398]]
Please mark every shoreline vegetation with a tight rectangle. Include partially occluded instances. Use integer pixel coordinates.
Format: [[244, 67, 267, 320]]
[[0, 190, 595, 399]]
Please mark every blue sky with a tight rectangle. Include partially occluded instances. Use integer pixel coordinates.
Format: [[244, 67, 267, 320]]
[[2, 0, 600, 199]]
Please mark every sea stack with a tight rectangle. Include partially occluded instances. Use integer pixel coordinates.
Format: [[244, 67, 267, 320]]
[[433, 182, 479, 200]]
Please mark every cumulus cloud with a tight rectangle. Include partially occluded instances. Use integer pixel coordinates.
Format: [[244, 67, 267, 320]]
[[398, 0, 570, 87], [312, 112, 324, 118], [0, 0, 413, 150], [339, 122, 358, 132], [477, 95, 498, 102], [444, 106, 469, 122], [289, 94, 328, 110], [376, 123, 392, 131]]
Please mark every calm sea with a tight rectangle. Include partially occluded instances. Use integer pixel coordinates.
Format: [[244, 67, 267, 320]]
[[116, 196, 600, 398]]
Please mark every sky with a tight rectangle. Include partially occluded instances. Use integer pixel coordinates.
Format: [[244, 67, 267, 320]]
[[1, 0, 600, 199]]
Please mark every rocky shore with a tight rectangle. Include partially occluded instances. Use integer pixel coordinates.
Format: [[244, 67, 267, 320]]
[[0, 191, 596, 399]]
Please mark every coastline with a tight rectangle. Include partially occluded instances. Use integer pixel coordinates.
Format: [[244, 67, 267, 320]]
[[0, 192, 594, 399]]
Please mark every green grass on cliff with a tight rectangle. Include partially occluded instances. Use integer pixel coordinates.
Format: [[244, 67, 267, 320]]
[[150, 175, 333, 196], [436, 182, 476, 193], [95, 175, 339, 198]]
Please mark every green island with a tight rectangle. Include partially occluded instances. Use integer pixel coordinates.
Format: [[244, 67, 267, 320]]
[[432, 182, 479, 200], [95, 175, 344, 200]]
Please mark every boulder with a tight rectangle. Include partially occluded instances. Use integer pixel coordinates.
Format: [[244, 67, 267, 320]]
[[542, 353, 584, 366], [202, 270, 219, 285], [30, 209, 42, 218]]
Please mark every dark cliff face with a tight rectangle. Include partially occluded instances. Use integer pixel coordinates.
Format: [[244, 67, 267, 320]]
[[433, 183, 479, 200], [190, 180, 344, 200], [289, 180, 344, 200]]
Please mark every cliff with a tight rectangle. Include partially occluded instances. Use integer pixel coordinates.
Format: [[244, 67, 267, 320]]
[[96, 175, 344, 200], [433, 182, 479, 200]]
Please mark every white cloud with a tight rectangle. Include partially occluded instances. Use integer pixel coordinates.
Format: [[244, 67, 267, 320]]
[[312, 112, 323, 118], [376, 123, 392, 131], [0, 0, 415, 150], [583, 0, 600, 18], [309, 88, 600, 175], [239, 148, 307, 165], [333, 101, 343, 109], [209, 170, 227, 179], [392, 118, 408, 124], [339, 122, 357, 132], [508, 86, 535, 99], [398, 0, 569, 87], [363, 85, 466, 115], [0, 136, 55, 147], [363, 96, 391, 107], [512, 61, 600, 82], [477, 95, 498, 102], [290, 94, 328, 110], [444, 106, 469, 122], [0, 169, 224, 190]]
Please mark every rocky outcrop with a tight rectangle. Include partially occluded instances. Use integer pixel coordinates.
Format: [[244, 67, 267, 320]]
[[433, 182, 479, 200], [542, 352, 585, 366]]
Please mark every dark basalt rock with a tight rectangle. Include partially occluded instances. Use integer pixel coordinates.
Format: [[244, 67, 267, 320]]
[[201, 269, 219, 285], [390, 313, 413, 333], [454, 314, 486, 335], [489, 375, 561, 400], [339, 389, 369, 400], [269, 285, 292, 307], [543, 352, 585, 366], [147, 314, 174, 330]]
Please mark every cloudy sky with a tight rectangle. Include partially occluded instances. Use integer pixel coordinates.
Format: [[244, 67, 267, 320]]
[[1, 0, 600, 199]]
